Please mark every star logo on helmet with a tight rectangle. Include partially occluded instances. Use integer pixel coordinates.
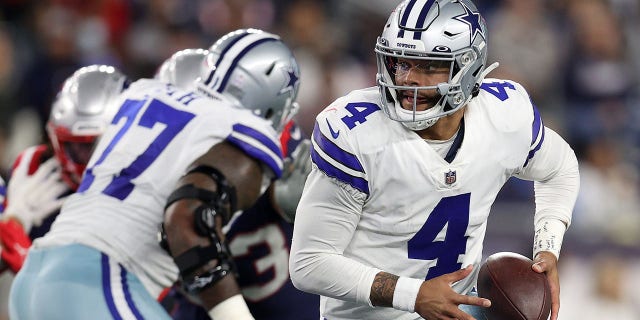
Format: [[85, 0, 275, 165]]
[[279, 66, 299, 95], [454, 3, 484, 45]]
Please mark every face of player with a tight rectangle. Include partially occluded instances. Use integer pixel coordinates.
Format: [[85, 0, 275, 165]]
[[63, 141, 96, 167], [59, 139, 97, 187], [393, 57, 449, 112]]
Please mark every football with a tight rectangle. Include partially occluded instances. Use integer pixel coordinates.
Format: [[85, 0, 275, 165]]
[[477, 252, 551, 320]]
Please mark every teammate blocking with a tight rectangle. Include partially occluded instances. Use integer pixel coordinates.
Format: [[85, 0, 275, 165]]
[[9, 28, 302, 320], [155, 47, 317, 319]]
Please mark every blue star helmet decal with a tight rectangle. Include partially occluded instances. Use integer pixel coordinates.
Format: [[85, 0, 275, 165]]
[[279, 64, 299, 95], [454, 2, 484, 45]]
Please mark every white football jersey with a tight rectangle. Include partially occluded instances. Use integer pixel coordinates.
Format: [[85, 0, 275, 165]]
[[36, 79, 283, 298], [292, 78, 563, 320]]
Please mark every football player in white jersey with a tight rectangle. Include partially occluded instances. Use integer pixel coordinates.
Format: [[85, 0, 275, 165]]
[[155, 48, 318, 320], [9, 29, 301, 320], [289, 1, 579, 320]]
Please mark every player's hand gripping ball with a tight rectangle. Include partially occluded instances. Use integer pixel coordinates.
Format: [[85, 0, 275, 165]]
[[477, 252, 551, 320]]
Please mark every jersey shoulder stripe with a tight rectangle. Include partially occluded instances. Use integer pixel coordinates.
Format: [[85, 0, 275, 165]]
[[312, 121, 364, 172], [227, 123, 283, 178], [525, 103, 545, 167], [530, 103, 543, 147], [310, 121, 368, 194], [308, 88, 383, 195]]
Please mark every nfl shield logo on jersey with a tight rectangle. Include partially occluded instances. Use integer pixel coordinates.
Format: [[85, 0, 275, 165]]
[[445, 170, 457, 185]]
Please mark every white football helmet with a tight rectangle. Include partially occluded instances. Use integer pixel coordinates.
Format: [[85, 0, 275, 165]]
[[47, 65, 129, 189], [376, 0, 497, 130], [197, 28, 301, 131], [155, 48, 208, 89]]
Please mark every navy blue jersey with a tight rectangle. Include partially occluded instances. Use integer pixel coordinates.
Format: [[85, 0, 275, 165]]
[[166, 194, 319, 320], [229, 192, 319, 319]]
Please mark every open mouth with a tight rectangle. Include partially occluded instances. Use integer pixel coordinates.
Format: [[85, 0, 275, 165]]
[[400, 91, 441, 109]]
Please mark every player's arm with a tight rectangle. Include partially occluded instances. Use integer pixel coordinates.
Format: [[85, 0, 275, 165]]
[[516, 126, 579, 320], [517, 126, 579, 259], [162, 141, 264, 319], [509, 87, 579, 262], [289, 167, 377, 302]]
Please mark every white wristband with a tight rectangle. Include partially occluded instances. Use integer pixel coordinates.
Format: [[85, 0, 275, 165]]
[[533, 218, 567, 260], [392, 277, 423, 312], [208, 294, 255, 320]]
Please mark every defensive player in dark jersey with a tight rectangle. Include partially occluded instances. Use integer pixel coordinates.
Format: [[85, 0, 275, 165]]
[[0, 65, 129, 273]]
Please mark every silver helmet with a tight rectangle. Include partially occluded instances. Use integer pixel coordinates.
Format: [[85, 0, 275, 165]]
[[197, 28, 301, 131], [155, 48, 208, 89], [47, 65, 129, 189], [376, 0, 495, 130]]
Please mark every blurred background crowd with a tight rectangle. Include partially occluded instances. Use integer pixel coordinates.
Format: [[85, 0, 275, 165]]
[[0, 0, 639, 318]]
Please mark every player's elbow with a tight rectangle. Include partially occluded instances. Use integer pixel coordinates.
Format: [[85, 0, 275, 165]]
[[288, 250, 308, 292], [288, 248, 320, 294], [289, 267, 319, 296], [289, 270, 306, 293]]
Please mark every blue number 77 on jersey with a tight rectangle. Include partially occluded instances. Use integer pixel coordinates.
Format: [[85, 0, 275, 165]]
[[78, 98, 195, 200]]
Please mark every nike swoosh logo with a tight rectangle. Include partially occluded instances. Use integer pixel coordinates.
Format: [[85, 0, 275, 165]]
[[326, 119, 340, 139], [444, 31, 463, 37]]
